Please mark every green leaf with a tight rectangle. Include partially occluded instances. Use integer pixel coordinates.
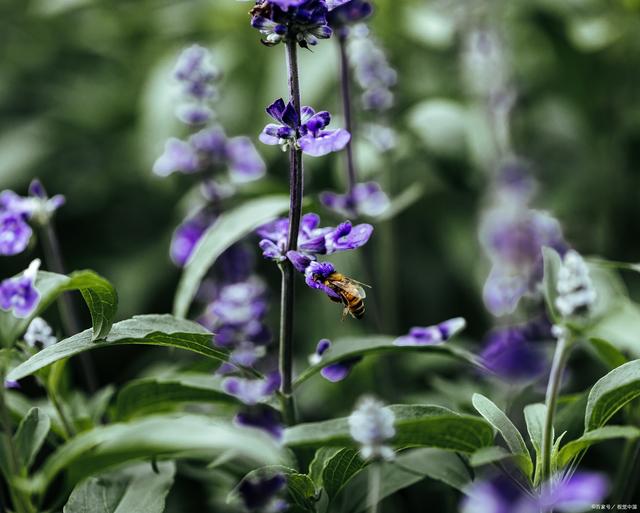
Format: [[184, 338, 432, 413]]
[[322, 449, 364, 501], [30, 414, 286, 494], [7, 315, 222, 382], [557, 426, 640, 468], [542, 247, 563, 323], [284, 405, 493, 454], [294, 336, 481, 387], [14, 407, 50, 470], [375, 183, 424, 222], [585, 359, 640, 430], [335, 448, 471, 513], [173, 196, 290, 318], [472, 394, 532, 477], [0, 270, 118, 345], [588, 338, 629, 369], [524, 403, 546, 486], [114, 373, 235, 421], [308, 447, 341, 487], [63, 461, 176, 513]]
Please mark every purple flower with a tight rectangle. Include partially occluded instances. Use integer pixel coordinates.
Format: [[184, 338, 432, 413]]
[[226, 136, 266, 183], [324, 221, 373, 253], [249, 0, 333, 48], [259, 99, 350, 156], [153, 138, 200, 177], [235, 404, 283, 440], [0, 213, 32, 256], [238, 473, 287, 512], [0, 259, 41, 318], [327, 0, 372, 29], [4, 379, 20, 389], [394, 317, 466, 346], [176, 103, 214, 125], [303, 260, 340, 299], [222, 372, 281, 405], [480, 322, 549, 382], [309, 338, 361, 382], [170, 211, 215, 267], [320, 181, 390, 218], [173, 44, 221, 101], [461, 472, 608, 513]]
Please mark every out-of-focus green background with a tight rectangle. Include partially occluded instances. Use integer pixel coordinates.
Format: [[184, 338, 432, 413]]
[[2, 0, 640, 509]]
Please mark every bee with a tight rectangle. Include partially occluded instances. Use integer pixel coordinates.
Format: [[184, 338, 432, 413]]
[[323, 272, 369, 320]]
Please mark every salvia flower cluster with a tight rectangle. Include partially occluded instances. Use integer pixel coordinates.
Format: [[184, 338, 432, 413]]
[[0, 181, 65, 256], [0, 259, 41, 318], [479, 162, 567, 317], [260, 99, 351, 157], [348, 396, 395, 461]]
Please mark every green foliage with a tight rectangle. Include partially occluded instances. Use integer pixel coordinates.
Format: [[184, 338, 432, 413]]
[[0, 270, 117, 346], [284, 405, 493, 453], [295, 336, 481, 387], [585, 359, 640, 430], [14, 408, 50, 471], [63, 462, 176, 513], [7, 315, 221, 382], [524, 403, 546, 485], [173, 196, 290, 318], [557, 425, 640, 467], [472, 394, 532, 478]]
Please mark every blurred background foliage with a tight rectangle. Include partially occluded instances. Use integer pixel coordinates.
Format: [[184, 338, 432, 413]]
[[2, 0, 640, 509]]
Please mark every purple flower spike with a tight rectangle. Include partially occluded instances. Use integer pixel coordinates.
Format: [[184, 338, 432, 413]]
[[153, 138, 200, 176], [222, 372, 281, 405], [325, 221, 373, 253], [394, 317, 466, 346], [0, 213, 32, 256], [0, 259, 41, 318], [235, 404, 283, 440], [173, 44, 221, 101], [238, 473, 287, 512]]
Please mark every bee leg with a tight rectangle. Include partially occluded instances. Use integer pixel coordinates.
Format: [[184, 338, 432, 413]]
[[341, 306, 349, 321]]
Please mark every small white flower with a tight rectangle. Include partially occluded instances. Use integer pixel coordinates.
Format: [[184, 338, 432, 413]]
[[348, 396, 395, 461], [555, 250, 597, 317], [24, 317, 57, 349]]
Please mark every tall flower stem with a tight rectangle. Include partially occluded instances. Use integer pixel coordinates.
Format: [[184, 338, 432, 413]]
[[613, 438, 640, 503], [278, 39, 304, 426], [540, 332, 572, 483], [338, 33, 357, 197], [38, 223, 97, 392], [367, 462, 381, 513]]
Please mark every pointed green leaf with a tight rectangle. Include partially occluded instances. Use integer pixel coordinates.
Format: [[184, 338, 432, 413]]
[[294, 336, 481, 387], [63, 461, 176, 513], [308, 447, 341, 487], [173, 195, 290, 318], [585, 359, 640, 430], [588, 338, 628, 369], [0, 270, 117, 345], [14, 407, 50, 470], [7, 315, 221, 382], [284, 405, 493, 454], [30, 414, 286, 494], [114, 373, 235, 421], [472, 394, 532, 478], [524, 403, 546, 486], [321, 448, 364, 501], [557, 426, 640, 468]]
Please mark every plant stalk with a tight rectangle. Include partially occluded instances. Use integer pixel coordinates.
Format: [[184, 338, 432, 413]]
[[612, 437, 640, 503], [541, 333, 571, 483], [277, 39, 304, 426], [38, 222, 97, 392], [338, 33, 357, 197], [367, 462, 382, 513]]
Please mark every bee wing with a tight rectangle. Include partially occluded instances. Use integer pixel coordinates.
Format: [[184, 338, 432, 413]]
[[331, 278, 367, 299]]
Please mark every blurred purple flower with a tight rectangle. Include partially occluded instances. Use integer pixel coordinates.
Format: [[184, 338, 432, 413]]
[[480, 322, 550, 382], [259, 99, 350, 156], [170, 211, 215, 267], [223, 372, 281, 405], [320, 181, 390, 218], [235, 404, 283, 440], [461, 472, 608, 513], [153, 138, 200, 177], [238, 473, 287, 512], [394, 317, 466, 346], [0, 213, 32, 256], [173, 44, 221, 101], [226, 136, 267, 183], [4, 379, 20, 389], [0, 259, 41, 318], [309, 338, 362, 382], [327, 0, 372, 29]]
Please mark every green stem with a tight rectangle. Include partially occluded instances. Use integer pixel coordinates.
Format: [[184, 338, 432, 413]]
[[541, 333, 571, 483], [612, 438, 640, 503], [367, 463, 381, 513], [47, 389, 75, 439]]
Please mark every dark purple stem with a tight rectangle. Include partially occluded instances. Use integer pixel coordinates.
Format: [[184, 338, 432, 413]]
[[338, 33, 357, 199], [278, 39, 303, 425]]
